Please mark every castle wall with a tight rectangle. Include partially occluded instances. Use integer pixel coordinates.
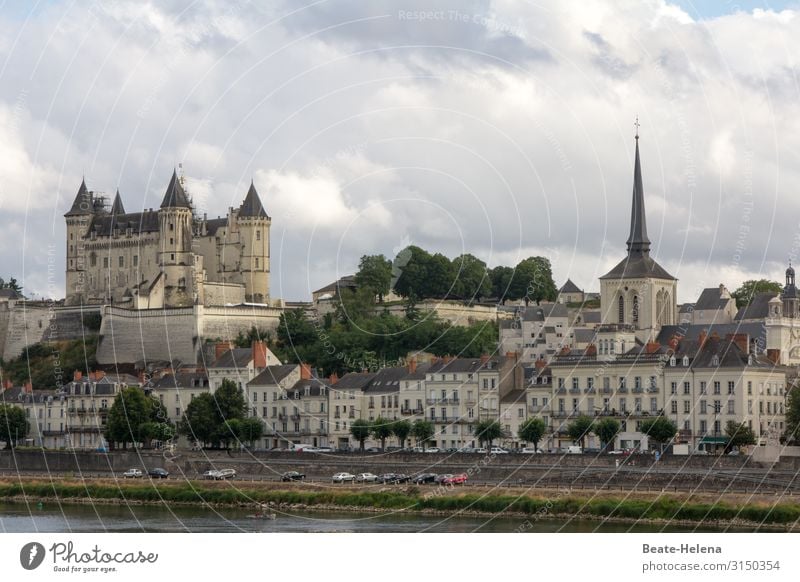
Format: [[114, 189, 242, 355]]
[[203, 282, 245, 306], [378, 300, 505, 325], [199, 305, 282, 339]]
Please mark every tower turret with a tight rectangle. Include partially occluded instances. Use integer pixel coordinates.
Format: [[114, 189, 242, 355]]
[[64, 178, 95, 305], [158, 170, 195, 306], [236, 180, 271, 303], [783, 262, 798, 318]]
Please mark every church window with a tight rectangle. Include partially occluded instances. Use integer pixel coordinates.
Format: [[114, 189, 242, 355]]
[[169, 223, 174, 231], [170, 254, 175, 261], [632, 296, 639, 324], [119, 256, 124, 268], [618, 296, 625, 323]]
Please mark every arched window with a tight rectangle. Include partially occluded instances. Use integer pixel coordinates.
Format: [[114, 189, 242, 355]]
[[618, 295, 625, 324], [632, 295, 639, 324], [664, 293, 672, 324], [656, 290, 663, 327]]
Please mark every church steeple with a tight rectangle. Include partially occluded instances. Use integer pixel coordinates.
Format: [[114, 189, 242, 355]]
[[110, 189, 125, 215], [626, 123, 650, 257]]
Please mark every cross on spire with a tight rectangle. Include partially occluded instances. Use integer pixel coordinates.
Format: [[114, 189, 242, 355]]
[[634, 115, 640, 140]]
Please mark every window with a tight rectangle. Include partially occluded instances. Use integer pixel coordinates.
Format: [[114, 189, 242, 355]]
[[649, 376, 657, 390], [603, 377, 610, 390], [683, 400, 691, 414], [714, 400, 721, 414], [700, 400, 707, 414], [255, 258, 259, 269], [747, 381, 752, 395], [103, 257, 109, 268], [632, 295, 639, 324], [572, 377, 579, 390], [650, 397, 658, 412], [256, 230, 261, 241], [618, 295, 625, 323], [670, 382, 677, 395], [587, 377, 594, 389], [700, 381, 707, 395], [671, 401, 678, 414], [634, 377, 641, 389], [683, 382, 690, 395], [619, 377, 626, 390], [727, 381, 735, 395], [713, 381, 721, 395], [119, 256, 124, 268], [518, 408, 524, 418], [747, 399, 753, 414], [635, 398, 641, 412], [620, 398, 627, 413], [558, 378, 564, 389], [169, 222, 174, 231], [90, 254, 97, 267], [133, 255, 138, 267], [711, 355, 719, 366], [700, 420, 707, 434], [727, 401, 735, 414]]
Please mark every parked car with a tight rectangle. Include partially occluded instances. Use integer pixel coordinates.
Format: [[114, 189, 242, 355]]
[[566, 445, 582, 454], [435, 474, 453, 484], [281, 471, 306, 481], [148, 468, 169, 479], [122, 468, 143, 479], [202, 470, 220, 480], [315, 446, 335, 453], [412, 473, 438, 484], [473, 447, 487, 454], [520, 447, 540, 454], [442, 473, 468, 485], [385, 446, 402, 452], [489, 447, 509, 454], [332, 472, 355, 483], [424, 447, 441, 453], [607, 449, 625, 455], [355, 472, 378, 483], [365, 447, 381, 453], [214, 468, 237, 480]]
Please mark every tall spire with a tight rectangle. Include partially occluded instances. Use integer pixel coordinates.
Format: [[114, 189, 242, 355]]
[[626, 123, 650, 256], [64, 178, 94, 217], [239, 180, 269, 219], [110, 189, 126, 215], [160, 169, 192, 209]]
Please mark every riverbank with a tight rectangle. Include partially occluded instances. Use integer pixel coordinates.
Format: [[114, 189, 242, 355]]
[[0, 477, 797, 530]]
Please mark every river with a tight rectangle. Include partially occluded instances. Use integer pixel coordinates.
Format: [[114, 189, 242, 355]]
[[0, 502, 744, 533]]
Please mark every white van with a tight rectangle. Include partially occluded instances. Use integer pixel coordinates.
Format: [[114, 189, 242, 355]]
[[567, 445, 583, 454]]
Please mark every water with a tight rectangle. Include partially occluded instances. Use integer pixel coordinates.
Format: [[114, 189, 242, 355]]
[[0, 502, 739, 533]]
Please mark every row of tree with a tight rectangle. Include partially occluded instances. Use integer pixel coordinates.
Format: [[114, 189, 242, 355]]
[[355, 247, 558, 305]]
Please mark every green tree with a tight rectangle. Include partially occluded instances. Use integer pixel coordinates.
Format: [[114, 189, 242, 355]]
[[640, 416, 678, 453], [0, 404, 28, 448], [732, 279, 783, 309], [426, 252, 456, 298], [213, 378, 248, 422], [594, 418, 621, 451], [105, 387, 165, 449], [392, 246, 432, 299], [785, 388, 800, 445], [725, 420, 756, 452], [233, 326, 272, 348], [474, 419, 505, 449], [489, 265, 515, 303], [237, 416, 265, 447], [566, 415, 594, 448], [518, 418, 547, 451], [355, 254, 393, 302], [411, 419, 434, 450], [512, 257, 557, 306], [179, 378, 248, 448], [371, 416, 393, 451], [392, 419, 412, 449], [350, 419, 372, 451], [179, 393, 218, 447], [451, 254, 491, 302]]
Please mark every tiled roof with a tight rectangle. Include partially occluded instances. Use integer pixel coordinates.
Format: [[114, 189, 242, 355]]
[[211, 348, 252, 369], [559, 279, 583, 294], [249, 364, 298, 386]]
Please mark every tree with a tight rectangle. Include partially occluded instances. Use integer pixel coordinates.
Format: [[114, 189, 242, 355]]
[[237, 416, 265, 447], [355, 254, 392, 302], [639, 416, 678, 452], [512, 257, 557, 306], [732, 279, 783, 309], [517, 418, 547, 451], [350, 419, 372, 451], [451, 254, 491, 302], [474, 419, 505, 449], [594, 418, 621, 451], [392, 419, 412, 449], [725, 421, 756, 452], [566, 415, 594, 448], [371, 416, 393, 451], [179, 393, 218, 447], [489, 265, 515, 303], [233, 326, 272, 348], [785, 388, 800, 445], [426, 252, 456, 298], [213, 379, 248, 422], [411, 419, 434, 450], [179, 379, 247, 449], [392, 246, 432, 299], [0, 404, 28, 448], [105, 386, 166, 449]]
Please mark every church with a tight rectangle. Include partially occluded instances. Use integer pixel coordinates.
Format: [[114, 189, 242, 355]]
[[64, 171, 272, 309]]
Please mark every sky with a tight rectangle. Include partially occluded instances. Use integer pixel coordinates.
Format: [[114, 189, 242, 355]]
[[1, 0, 800, 304]]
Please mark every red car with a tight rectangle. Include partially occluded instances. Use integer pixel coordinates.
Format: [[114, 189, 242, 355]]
[[442, 473, 468, 485]]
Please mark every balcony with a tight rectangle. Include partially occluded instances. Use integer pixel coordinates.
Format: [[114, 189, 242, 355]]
[[290, 413, 301, 421], [556, 387, 566, 394], [348, 412, 355, 419], [617, 387, 628, 393], [647, 387, 660, 393], [569, 388, 581, 394], [584, 387, 596, 394], [601, 387, 612, 394], [401, 407, 423, 415], [551, 410, 580, 419], [632, 387, 644, 394], [333, 413, 341, 419], [529, 405, 548, 413], [426, 397, 460, 405]]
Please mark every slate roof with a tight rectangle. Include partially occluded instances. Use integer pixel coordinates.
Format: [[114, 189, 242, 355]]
[[160, 170, 192, 209], [694, 288, 731, 311], [655, 323, 767, 347], [363, 367, 407, 394], [501, 388, 527, 404], [110, 190, 126, 215], [734, 292, 778, 321], [600, 254, 676, 281], [427, 356, 507, 375], [249, 364, 298, 386], [86, 210, 160, 237], [332, 372, 375, 391], [205, 218, 227, 236], [239, 181, 269, 219], [517, 303, 568, 321], [287, 378, 328, 397], [559, 279, 583, 294], [0, 289, 21, 300], [313, 275, 358, 296], [149, 372, 209, 390], [581, 311, 601, 324], [211, 348, 252, 369], [574, 328, 596, 343]]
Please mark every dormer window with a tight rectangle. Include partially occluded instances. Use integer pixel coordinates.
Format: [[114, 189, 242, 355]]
[[682, 355, 690, 366], [711, 355, 719, 367], [294, 391, 299, 399], [669, 356, 676, 366]]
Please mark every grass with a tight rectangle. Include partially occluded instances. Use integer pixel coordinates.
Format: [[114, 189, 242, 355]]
[[1, 479, 799, 526]]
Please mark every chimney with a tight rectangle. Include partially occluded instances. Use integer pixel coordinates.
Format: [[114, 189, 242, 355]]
[[710, 331, 720, 340], [214, 341, 233, 361], [3, 378, 12, 389], [480, 354, 490, 365], [407, 358, 417, 374], [443, 355, 452, 364], [767, 349, 781, 365], [94, 370, 105, 380], [300, 363, 312, 381], [73, 370, 82, 381], [698, 329, 707, 350], [559, 346, 571, 356], [137, 370, 145, 385], [668, 334, 681, 351], [585, 344, 597, 356], [645, 341, 660, 354], [726, 333, 749, 355], [23, 380, 32, 393], [328, 372, 339, 385], [252, 340, 267, 369], [535, 359, 546, 370]]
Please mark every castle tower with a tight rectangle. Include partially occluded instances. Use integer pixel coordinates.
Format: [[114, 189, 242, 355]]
[[64, 178, 95, 306], [158, 170, 195, 306], [236, 180, 271, 303], [599, 125, 678, 343], [782, 263, 798, 318]]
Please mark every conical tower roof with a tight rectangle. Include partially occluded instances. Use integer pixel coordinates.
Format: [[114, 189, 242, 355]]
[[626, 135, 650, 256], [110, 189, 126, 215], [239, 180, 269, 219], [160, 170, 192, 209], [64, 178, 94, 217]]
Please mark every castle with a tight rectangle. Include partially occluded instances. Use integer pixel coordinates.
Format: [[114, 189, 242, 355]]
[[64, 171, 272, 309]]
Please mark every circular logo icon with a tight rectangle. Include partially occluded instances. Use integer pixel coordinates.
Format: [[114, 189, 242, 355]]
[[20, 542, 46, 570]]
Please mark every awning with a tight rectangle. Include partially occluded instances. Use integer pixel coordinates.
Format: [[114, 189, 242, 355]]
[[698, 436, 729, 444]]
